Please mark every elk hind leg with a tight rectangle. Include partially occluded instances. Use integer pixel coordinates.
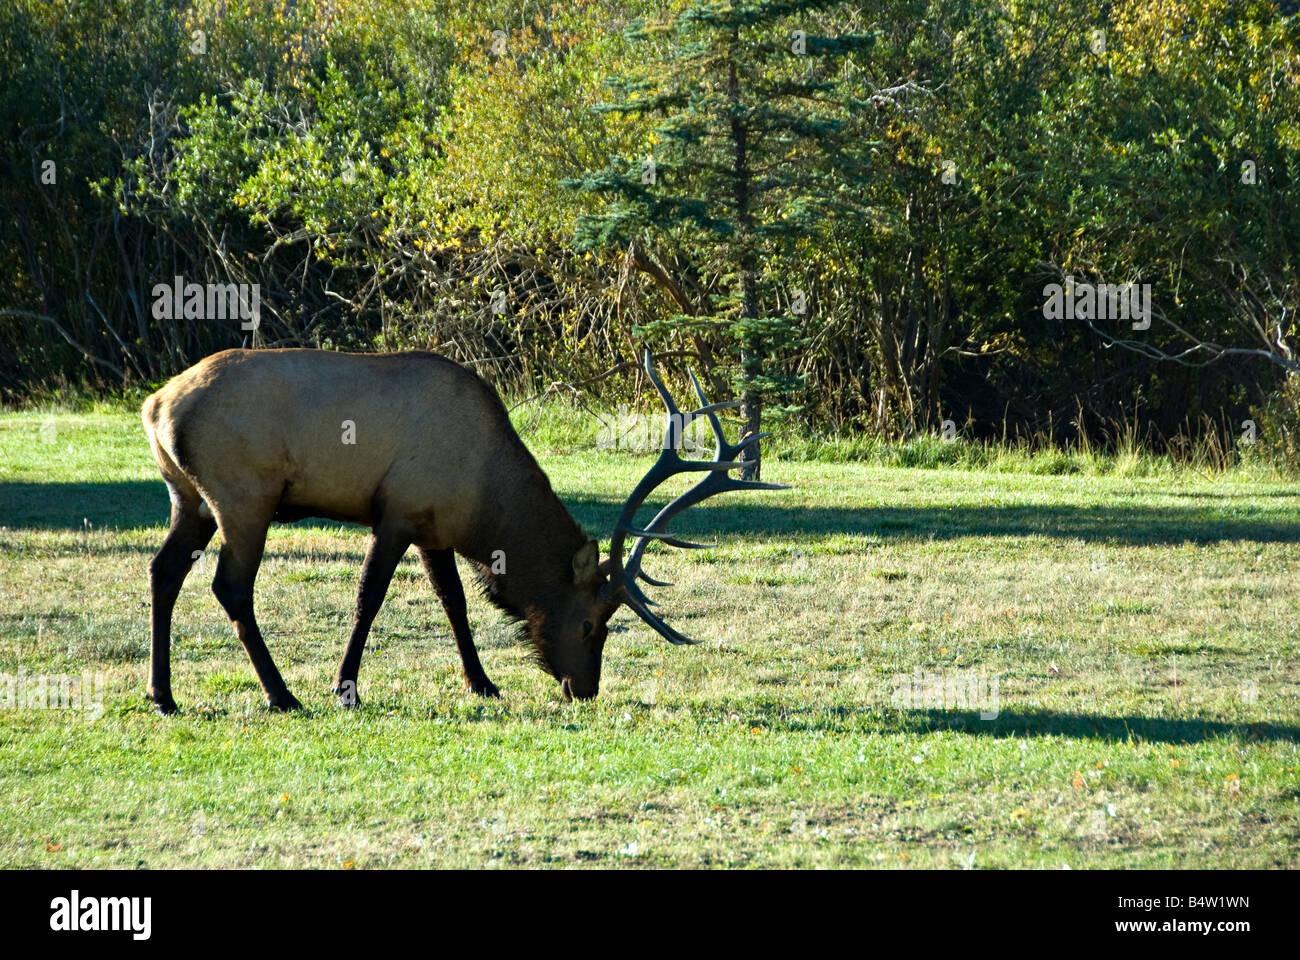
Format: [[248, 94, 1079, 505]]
[[148, 486, 217, 714]]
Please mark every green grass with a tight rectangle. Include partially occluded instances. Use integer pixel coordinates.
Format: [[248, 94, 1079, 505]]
[[1, 404, 1298, 868]]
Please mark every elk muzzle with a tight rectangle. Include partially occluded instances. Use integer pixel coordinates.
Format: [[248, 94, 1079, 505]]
[[560, 676, 599, 701]]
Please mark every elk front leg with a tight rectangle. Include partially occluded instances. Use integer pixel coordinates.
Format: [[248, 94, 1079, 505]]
[[147, 494, 216, 714], [418, 547, 499, 697], [333, 529, 410, 707]]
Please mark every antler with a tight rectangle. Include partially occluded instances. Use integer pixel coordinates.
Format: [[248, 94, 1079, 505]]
[[606, 351, 788, 645]]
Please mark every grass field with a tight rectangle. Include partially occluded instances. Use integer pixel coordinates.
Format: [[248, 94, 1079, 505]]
[[1, 404, 1298, 868]]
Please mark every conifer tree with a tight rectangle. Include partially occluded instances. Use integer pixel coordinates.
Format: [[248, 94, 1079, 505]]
[[569, 1, 875, 478]]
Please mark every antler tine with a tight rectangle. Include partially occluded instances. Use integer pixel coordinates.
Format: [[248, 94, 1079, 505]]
[[620, 527, 714, 550], [622, 575, 660, 609], [640, 348, 685, 450], [688, 368, 733, 459], [688, 369, 785, 461], [607, 351, 748, 581], [607, 351, 789, 646], [623, 590, 700, 645], [624, 470, 788, 585], [624, 365, 788, 587]]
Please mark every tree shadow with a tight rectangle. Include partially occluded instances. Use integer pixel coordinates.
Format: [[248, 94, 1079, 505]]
[[5, 481, 1300, 547], [1157, 490, 1300, 500], [740, 702, 1298, 744], [562, 492, 1300, 547], [894, 708, 1298, 744], [1, 481, 170, 530]]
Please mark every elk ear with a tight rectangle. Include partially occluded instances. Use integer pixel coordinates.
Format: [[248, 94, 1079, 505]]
[[572, 539, 600, 585]]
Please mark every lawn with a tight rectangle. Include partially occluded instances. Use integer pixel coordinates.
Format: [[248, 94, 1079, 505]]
[[0, 405, 1297, 867]]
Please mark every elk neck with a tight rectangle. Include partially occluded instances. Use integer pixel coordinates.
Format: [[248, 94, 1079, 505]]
[[463, 436, 589, 631]]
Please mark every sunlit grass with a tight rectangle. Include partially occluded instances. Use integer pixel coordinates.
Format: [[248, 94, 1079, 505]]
[[0, 406, 1297, 868]]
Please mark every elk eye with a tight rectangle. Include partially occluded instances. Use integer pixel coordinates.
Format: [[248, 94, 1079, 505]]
[[582, 620, 593, 637]]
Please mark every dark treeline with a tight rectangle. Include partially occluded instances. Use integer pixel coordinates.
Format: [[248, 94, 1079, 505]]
[[2, 0, 1298, 461]]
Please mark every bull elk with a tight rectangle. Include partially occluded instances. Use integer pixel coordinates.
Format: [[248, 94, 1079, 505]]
[[142, 348, 783, 712]]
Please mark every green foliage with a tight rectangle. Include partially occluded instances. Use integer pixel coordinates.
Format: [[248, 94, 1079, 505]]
[[568, 0, 877, 420], [1, 0, 1298, 460]]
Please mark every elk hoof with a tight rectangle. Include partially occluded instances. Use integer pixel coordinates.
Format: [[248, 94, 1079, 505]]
[[148, 691, 179, 715], [267, 691, 303, 712], [468, 679, 501, 699], [333, 680, 360, 708]]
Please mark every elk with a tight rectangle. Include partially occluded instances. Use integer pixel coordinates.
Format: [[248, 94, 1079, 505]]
[[142, 348, 783, 713]]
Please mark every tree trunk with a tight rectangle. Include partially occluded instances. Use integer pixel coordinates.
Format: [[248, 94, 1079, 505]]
[[729, 49, 762, 480], [738, 335, 763, 480]]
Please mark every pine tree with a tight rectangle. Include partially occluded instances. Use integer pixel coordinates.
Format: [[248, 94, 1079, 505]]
[[568, 1, 876, 478]]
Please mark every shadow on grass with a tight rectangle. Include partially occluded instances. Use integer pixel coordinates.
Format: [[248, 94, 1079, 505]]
[[306, 701, 1299, 744], [6, 481, 1300, 548], [1, 480, 174, 530], [767, 705, 1298, 744], [906, 708, 1299, 744], [0, 481, 358, 535]]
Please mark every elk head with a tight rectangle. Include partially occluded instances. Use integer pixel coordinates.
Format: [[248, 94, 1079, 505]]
[[544, 351, 787, 701]]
